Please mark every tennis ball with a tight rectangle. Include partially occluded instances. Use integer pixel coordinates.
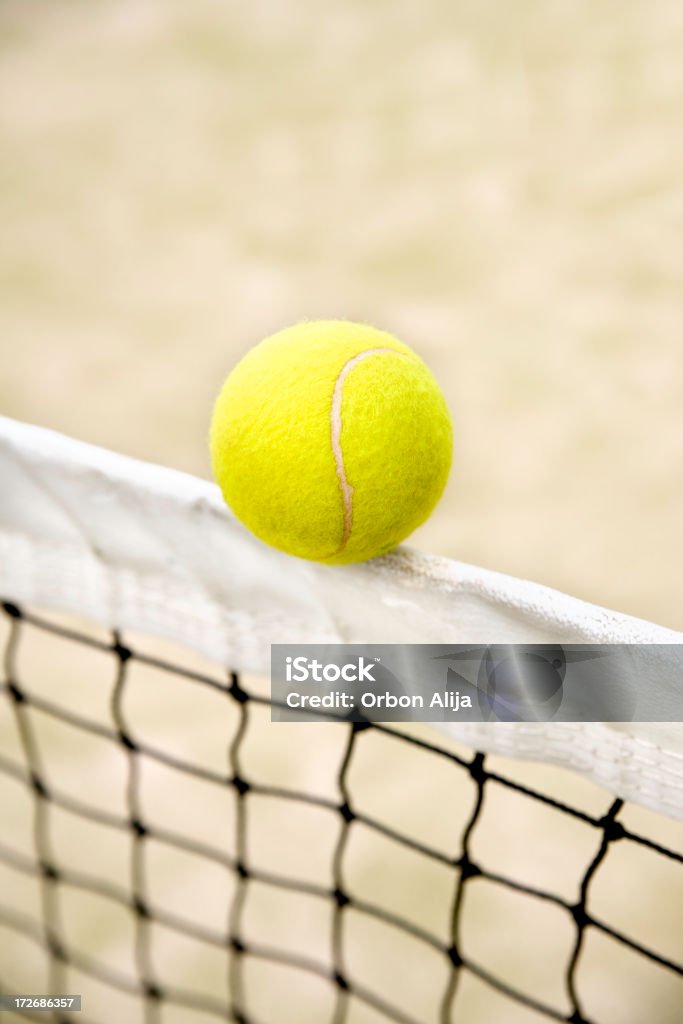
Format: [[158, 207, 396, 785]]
[[210, 320, 452, 564]]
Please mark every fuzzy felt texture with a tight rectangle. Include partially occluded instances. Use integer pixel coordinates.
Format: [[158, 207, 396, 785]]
[[210, 320, 452, 563]]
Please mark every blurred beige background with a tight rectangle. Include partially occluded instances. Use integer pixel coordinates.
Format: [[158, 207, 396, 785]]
[[1, 0, 682, 629]]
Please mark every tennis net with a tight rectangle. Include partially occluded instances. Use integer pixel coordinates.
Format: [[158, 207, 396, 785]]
[[1, 417, 682, 1023]]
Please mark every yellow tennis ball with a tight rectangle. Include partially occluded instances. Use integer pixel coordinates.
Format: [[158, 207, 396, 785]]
[[210, 320, 452, 564]]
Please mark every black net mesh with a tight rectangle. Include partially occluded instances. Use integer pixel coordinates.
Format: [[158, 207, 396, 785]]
[[0, 600, 682, 1024]]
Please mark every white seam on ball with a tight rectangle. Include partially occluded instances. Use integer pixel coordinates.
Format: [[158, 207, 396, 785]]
[[329, 347, 408, 556]]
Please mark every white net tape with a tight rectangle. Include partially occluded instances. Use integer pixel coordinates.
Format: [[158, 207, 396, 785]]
[[1, 415, 682, 821]]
